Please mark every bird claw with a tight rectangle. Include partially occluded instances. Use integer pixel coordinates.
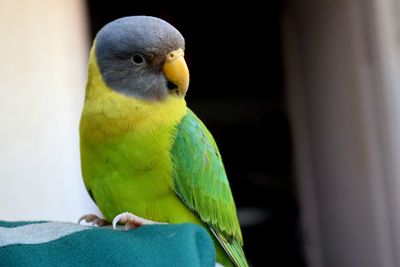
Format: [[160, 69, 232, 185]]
[[112, 212, 167, 230], [78, 214, 110, 227]]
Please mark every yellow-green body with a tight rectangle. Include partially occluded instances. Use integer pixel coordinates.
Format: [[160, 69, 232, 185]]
[[80, 48, 247, 267], [80, 50, 191, 222]]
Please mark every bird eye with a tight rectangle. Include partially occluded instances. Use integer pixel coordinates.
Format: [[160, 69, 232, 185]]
[[131, 54, 145, 65]]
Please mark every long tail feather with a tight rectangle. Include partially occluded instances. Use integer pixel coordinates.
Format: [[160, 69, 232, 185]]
[[211, 227, 249, 267]]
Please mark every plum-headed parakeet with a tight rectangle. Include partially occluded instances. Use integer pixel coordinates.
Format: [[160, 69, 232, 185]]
[[79, 16, 248, 267]]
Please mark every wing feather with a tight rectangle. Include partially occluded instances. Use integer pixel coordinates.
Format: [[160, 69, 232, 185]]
[[171, 109, 248, 267]]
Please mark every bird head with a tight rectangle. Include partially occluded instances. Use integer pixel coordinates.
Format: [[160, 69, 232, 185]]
[[94, 16, 189, 101]]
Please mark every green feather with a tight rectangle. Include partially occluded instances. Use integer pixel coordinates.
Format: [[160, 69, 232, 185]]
[[172, 109, 248, 267], [81, 48, 248, 266]]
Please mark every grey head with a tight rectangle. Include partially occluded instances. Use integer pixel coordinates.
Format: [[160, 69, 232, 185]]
[[95, 16, 185, 101]]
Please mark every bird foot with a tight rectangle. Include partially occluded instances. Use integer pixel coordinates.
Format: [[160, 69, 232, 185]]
[[112, 212, 167, 230], [78, 214, 110, 227]]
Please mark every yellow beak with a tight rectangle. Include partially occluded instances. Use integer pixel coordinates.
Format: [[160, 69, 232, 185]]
[[163, 48, 189, 96]]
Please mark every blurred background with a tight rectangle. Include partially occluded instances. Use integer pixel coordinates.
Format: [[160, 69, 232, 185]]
[[1, 0, 400, 267]]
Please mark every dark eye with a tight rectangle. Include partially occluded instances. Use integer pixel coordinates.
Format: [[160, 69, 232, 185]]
[[131, 54, 145, 65]]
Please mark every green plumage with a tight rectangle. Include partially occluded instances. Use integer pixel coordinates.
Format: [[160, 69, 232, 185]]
[[172, 110, 248, 267], [173, 110, 242, 241], [80, 15, 248, 267]]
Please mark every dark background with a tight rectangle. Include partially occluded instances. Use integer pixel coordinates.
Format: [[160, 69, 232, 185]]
[[86, 1, 305, 266]]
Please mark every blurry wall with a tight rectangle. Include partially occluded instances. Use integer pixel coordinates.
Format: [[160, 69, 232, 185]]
[[0, 0, 99, 221], [284, 0, 400, 266]]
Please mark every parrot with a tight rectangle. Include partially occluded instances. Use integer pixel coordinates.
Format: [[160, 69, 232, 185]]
[[79, 16, 248, 267]]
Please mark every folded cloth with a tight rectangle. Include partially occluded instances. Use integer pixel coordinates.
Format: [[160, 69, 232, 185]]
[[0, 221, 215, 267]]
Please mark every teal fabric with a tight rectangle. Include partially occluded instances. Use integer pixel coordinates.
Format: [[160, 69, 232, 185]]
[[0, 221, 216, 267]]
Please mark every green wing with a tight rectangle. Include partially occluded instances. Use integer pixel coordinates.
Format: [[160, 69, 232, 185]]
[[171, 109, 248, 267]]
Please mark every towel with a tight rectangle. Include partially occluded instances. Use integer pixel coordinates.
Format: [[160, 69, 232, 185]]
[[0, 221, 216, 267]]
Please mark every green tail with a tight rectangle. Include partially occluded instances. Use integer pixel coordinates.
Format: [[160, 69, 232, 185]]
[[211, 228, 249, 267]]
